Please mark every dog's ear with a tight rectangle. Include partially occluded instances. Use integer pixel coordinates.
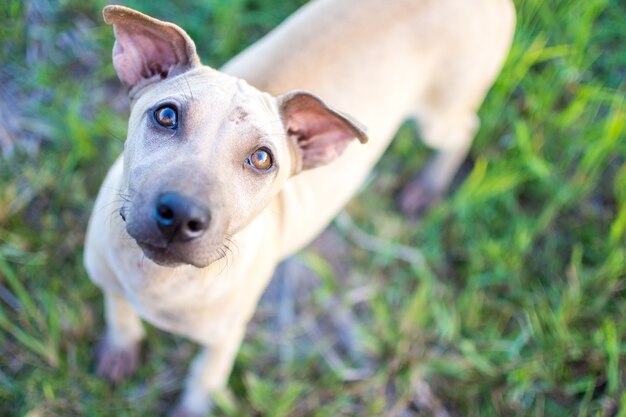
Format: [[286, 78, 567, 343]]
[[103, 5, 200, 91], [278, 91, 368, 172]]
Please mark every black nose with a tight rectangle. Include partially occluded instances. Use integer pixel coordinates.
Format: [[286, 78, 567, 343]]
[[154, 192, 210, 241]]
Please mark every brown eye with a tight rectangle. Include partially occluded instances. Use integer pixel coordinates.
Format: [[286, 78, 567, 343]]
[[154, 105, 178, 128], [248, 148, 273, 171]]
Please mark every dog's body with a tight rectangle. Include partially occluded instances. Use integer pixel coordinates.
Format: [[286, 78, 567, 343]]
[[84, 0, 515, 415]]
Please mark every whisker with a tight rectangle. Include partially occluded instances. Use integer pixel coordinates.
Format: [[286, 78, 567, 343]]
[[256, 118, 288, 131], [94, 120, 127, 144], [184, 76, 195, 102]]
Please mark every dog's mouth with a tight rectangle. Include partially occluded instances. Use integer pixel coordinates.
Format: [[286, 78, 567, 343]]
[[137, 241, 185, 267], [136, 239, 229, 269]]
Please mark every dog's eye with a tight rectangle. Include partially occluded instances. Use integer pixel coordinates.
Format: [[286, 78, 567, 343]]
[[154, 105, 178, 129], [247, 148, 273, 171]]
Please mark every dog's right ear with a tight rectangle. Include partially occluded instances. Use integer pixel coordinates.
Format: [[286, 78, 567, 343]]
[[103, 5, 201, 91]]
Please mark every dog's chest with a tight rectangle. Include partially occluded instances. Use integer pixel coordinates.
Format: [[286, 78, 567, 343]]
[[106, 225, 277, 343], [107, 244, 241, 340]]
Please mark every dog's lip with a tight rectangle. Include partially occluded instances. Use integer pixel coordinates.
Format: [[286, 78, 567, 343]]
[[132, 236, 225, 269], [136, 241, 186, 267], [135, 240, 209, 268], [136, 240, 168, 250]]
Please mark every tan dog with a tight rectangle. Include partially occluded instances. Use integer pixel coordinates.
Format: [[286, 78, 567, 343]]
[[84, 1, 515, 415]]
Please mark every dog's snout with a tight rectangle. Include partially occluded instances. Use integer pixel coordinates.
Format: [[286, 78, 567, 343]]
[[154, 192, 210, 241]]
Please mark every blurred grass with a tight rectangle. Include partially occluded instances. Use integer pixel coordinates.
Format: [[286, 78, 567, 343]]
[[0, 0, 625, 416]]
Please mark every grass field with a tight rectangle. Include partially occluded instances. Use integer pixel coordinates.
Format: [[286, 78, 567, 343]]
[[1, 0, 625, 416]]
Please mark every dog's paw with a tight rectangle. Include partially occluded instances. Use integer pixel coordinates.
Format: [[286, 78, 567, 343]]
[[397, 178, 442, 217], [96, 339, 140, 383]]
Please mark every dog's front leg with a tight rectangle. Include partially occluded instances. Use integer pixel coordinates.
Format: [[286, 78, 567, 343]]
[[170, 326, 246, 417], [96, 291, 145, 382]]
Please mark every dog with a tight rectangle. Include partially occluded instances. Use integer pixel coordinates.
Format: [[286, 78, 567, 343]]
[[84, 1, 515, 415]]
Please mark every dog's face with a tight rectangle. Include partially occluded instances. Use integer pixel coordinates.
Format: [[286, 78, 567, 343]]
[[104, 6, 367, 268], [120, 70, 295, 267]]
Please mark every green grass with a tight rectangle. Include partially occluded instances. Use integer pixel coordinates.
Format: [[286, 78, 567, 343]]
[[1, 0, 625, 416]]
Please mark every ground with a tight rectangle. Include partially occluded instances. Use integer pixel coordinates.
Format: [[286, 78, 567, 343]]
[[0, 0, 625, 416]]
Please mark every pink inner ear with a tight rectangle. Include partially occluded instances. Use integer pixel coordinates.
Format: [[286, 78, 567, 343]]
[[113, 27, 179, 88], [288, 110, 356, 170], [289, 110, 354, 146]]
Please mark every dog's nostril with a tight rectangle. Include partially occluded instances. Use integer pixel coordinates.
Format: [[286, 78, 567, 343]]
[[156, 204, 175, 223], [187, 220, 203, 233]]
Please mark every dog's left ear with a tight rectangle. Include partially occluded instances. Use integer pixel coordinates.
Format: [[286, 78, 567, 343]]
[[103, 5, 200, 91], [278, 91, 368, 173]]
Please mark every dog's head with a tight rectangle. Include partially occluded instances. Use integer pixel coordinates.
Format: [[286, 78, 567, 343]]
[[103, 6, 368, 268]]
